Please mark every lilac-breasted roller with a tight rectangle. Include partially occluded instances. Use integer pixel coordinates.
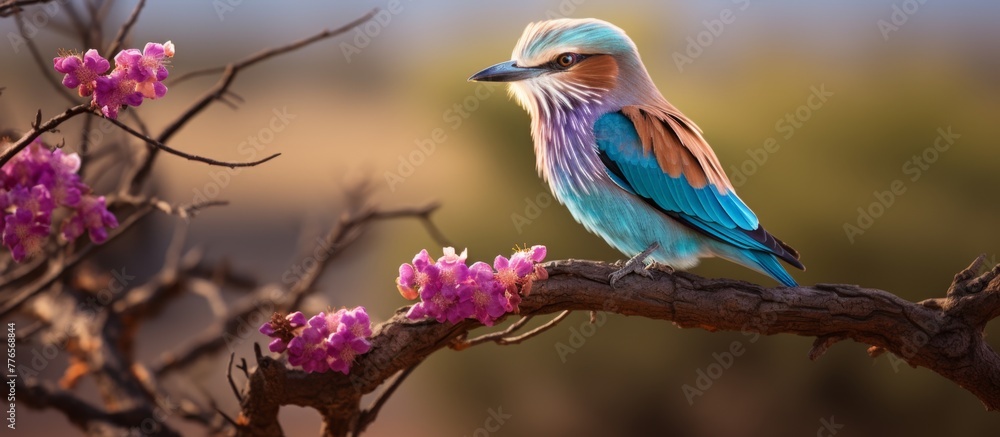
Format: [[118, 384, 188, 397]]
[[469, 18, 804, 286]]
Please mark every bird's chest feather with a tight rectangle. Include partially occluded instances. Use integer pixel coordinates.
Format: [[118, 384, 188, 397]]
[[533, 113, 609, 199], [533, 115, 707, 265]]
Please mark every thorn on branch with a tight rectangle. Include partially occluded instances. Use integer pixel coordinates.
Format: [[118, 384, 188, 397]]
[[238, 358, 250, 379], [228, 353, 244, 403], [253, 342, 265, 365]]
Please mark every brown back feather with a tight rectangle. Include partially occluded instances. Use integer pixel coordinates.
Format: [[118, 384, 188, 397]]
[[621, 104, 732, 192]]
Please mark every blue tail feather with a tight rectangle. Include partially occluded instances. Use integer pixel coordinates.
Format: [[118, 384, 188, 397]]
[[738, 250, 798, 287]]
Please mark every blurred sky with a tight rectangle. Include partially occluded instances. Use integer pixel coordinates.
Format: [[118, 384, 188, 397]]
[[2, 1, 1000, 436]]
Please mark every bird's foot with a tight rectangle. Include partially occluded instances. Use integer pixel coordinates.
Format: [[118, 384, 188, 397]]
[[647, 261, 674, 274], [609, 242, 661, 288]]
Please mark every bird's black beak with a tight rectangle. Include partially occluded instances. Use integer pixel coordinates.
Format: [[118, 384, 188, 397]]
[[468, 60, 545, 82]]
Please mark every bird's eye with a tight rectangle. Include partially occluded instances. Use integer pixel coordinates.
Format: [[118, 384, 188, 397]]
[[556, 53, 578, 68]]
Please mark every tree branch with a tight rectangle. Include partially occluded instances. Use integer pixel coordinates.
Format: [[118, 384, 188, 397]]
[[127, 8, 380, 192], [105, 0, 146, 57], [0, 104, 91, 168], [0, 0, 56, 16], [234, 255, 1000, 436], [99, 113, 282, 169]]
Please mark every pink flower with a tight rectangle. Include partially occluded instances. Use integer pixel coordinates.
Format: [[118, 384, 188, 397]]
[[7, 185, 55, 218], [94, 69, 144, 119], [326, 311, 372, 375], [51, 42, 174, 119], [116, 41, 173, 83], [61, 195, 118, 243], [399, 245, 548, 324], [259, 311, 306, 353], [0, 139, 117, 262], [468, 262, 507, 326], [53, 49, 110, 97], [258, 307, 372, 374], [3, 209, 49, 262]]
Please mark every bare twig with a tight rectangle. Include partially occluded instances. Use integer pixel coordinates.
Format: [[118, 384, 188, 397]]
[[98, 112, 282, 168], [128, 8, 379, 192], [151, 202, 449, 377], [351, 364, 419, 436], [12, 7, 77, 103], [0, 104, 90, 168], [283, 203, 446, 313], [457, 315, 533, 348], [0, 0, 56, 16], [18, 377, 181, 436], [227, 353, 244, 403], [0, 204, 153, 317], [494, 310, 571, 345], [105, 0, 146, 56]]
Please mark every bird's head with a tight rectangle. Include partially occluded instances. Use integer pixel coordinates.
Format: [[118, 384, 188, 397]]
[[469, 18, 653, 117]]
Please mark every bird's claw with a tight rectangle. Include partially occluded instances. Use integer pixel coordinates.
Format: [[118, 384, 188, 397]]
[[647, 262, 674, 274], [609, 259, 652, 288], [608, 242, 661, 288]]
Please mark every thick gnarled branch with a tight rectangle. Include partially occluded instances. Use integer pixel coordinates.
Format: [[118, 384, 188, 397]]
[[234, 255, 1000, 436]]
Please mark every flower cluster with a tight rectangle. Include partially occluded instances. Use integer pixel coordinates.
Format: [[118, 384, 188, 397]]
[[397, 246, 547, 326], [259, 307, 372, 374], [1, 139, 117, 262], [53, 41, 174, 119]]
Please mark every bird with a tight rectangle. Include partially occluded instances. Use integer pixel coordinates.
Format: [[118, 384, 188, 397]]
[[468, 18, 804, 287]]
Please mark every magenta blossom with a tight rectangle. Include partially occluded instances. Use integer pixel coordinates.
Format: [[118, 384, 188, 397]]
[[94, 69, 145, 119], [61, 195, 118, 243], [1, 139, 117, 262], [259, 311, 306, 353], [258, 307, 372, 374], [468, 261, 508, 326], [3, 209, 49, 262], [116, 41, 173, 83], [397, 245, 548, 326], [53, 49, 110, 97], [53, 41, 174, 119]]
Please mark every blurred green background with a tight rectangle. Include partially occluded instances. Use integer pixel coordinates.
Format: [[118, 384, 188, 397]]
[[2, 0, 999, 436]]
